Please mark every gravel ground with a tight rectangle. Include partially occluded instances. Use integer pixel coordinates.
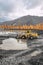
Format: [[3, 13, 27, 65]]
[[0, 51, 43, 65], [0, 37, 43, 65]]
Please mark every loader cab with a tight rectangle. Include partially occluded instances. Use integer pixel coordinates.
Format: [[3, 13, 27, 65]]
[[26, 30, 31, 33], [27, 30, 29, 33]]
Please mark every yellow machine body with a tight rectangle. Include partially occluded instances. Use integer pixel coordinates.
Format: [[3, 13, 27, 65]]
[[18, 30, 39, 39]]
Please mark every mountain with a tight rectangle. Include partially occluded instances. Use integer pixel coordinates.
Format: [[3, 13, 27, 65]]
[[0, 15, 43, 34], [0, 15, 43, 25]]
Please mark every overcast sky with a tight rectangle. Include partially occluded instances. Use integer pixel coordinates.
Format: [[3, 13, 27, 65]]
[[0, 0, 43, 22]]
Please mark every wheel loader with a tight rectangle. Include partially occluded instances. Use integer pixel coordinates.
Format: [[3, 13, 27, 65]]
[[17, 30, 39, 39]]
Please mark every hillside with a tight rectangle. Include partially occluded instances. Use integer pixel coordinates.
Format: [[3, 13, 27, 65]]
[[0, 15, 43, 25]]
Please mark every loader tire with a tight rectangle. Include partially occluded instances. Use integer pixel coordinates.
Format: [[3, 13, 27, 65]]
[[29, 36, 34, 40], [21, 35, 26, 39]]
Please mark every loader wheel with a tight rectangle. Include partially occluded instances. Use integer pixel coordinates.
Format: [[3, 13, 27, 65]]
[[29, 36, 34, 40], [21, 35, 26, 39]]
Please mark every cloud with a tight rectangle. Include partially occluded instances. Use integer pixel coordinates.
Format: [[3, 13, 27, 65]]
[[23, 0, 43, 9], [0, 0, 43, 22]]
